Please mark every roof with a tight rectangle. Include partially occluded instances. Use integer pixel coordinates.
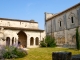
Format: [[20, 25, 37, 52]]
[[46, 2, 80, 21], [0, 26, 44, 32], [0, 17, 38, 23]]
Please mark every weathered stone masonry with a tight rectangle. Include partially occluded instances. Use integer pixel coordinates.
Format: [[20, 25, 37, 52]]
[[45, 3, 80, 48], [0, 18, 45, 48]]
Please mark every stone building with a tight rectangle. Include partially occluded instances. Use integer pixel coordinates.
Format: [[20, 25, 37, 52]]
[[45, 3, 80, 48], [0, 18, 45, 48]]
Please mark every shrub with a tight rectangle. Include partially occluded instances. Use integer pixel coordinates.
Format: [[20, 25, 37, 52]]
[[40, 35, 56, 47], [45, 35, 56, 47], [40, 41, 47, 47], [2, 46, 27, 59], [12, 47, 27, 58]]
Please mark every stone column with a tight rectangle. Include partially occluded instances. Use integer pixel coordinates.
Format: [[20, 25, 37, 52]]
[[10, 37, 12, 46], [13, 39, 15, 46], [34, 37, 35, 46], [13, 37, 18, 47], [27, 37, 30, 48]]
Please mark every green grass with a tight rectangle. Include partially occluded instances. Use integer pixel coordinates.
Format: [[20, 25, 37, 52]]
[[15, 47, 80, 60]]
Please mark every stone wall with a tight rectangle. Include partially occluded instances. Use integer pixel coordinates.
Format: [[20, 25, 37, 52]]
[[45, 3, 80, 48], [0, 19, 38, 29]]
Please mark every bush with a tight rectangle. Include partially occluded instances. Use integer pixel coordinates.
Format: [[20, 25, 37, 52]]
[[40, 41, 47, 47], [2, 46, 27, 59], [40, 35, 56, 47], [45, 35, 56, 47]]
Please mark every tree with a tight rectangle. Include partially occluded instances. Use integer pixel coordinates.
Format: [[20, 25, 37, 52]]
[[76, 27, 80, 50]]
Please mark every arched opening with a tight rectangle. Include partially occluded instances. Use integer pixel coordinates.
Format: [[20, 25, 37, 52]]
[[71, 16, 74, 23], [35, 37, 39, 45], [12, 37, 14, 46], [30, 37, 34, 45], [6, 37, 10, 46], [17, 31, 27, 48]]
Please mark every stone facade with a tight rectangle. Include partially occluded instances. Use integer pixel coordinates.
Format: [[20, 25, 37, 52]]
[[45, 3, 80, 48], [0, 18, 45, 48]]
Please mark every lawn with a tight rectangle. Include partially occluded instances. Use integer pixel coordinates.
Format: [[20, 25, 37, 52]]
[[15, 47, 80, 60]]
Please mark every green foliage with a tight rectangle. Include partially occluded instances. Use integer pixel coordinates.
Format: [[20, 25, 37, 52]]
[[40, 41, 47, 47], [76, 28, 80, 50], [45, 35, 56, 47], [40, 35, 56, 47], [12, 48, 27, 58], [2, 46, 27, 59]]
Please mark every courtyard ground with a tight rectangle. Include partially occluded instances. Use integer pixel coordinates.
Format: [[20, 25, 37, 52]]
[[14, 47, 80, 60]]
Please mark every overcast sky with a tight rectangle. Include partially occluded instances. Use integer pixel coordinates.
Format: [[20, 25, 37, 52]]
[[0, 0, 80, 29]]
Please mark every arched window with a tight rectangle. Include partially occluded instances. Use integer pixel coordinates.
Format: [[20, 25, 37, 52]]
[[68, 12, 76, 24], [71, 16, 74, 23], [60, 21, 61, 27], [58, 18, 62, 27]]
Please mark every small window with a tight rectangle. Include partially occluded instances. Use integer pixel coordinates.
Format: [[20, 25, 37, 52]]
[[71, 17, 74, 23], [60, 21, 61, 27]]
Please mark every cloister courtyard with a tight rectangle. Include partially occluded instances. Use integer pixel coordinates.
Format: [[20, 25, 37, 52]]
[[14, 47, 80, 60]]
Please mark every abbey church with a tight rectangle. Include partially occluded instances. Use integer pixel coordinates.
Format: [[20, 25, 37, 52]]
[[45, 3, 80, 48], [0, 18, 45, 48]]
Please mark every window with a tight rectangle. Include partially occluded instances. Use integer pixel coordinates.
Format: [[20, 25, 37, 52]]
[[60, 21, 61, 27], [71, 17, 74, 23]]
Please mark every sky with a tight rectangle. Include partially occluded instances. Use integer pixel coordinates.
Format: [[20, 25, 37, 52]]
[[0, 0, 80, 30]]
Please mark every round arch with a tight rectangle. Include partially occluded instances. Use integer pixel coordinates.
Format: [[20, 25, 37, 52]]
[[17, 31, 27, 48], [12, 37, 14, 46], [35, 37, 39, 45], [30, 37, 34, 45], [6, 37, 10, 46]]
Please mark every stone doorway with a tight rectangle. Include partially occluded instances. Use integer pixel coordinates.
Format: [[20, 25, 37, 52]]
[[17, 31, 27, 48]]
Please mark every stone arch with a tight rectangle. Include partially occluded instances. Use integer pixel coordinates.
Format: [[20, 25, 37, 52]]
[[68, 12, 76, 19], [30, 37, 34, 45], [68, 12, 77, 23], [6, 37, 10, 46], [58, 18, 63, 27], [12, 37, 14, 46], [35, 37, 39, 45], [17, 31, 27, 48]]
